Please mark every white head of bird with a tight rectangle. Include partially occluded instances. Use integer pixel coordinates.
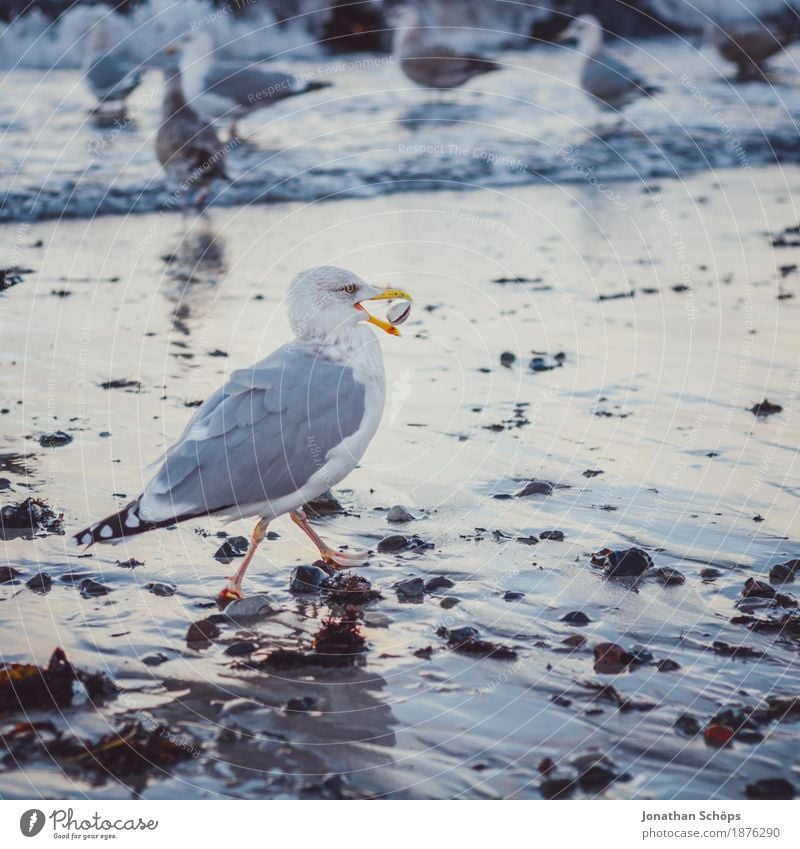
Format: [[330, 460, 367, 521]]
[[287, 266, 412, 344], [558, 15, 604, 56]]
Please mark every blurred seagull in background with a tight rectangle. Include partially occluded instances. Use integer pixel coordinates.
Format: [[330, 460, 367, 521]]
[[706, 17, 800, 80], [171, 29, 331, 141], [393, 4, 501, 91], [72, 267, 413, 603], [156, 67, 229, 209], [83, 11, 142, 114], [558, 15, 659, 117]]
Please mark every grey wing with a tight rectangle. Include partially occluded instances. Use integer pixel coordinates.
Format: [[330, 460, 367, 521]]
[[87, 55, 140, 99], [204, 62, 299, 107], [138, 346, 367, 521], [582, 53, 643, 100]]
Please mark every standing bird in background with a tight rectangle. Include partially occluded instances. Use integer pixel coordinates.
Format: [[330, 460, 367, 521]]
[[83, 11, 142, 115], [156, 67, 229, 208], [558, 15, 658, 118], [393, 4, 501, 91], [174, 29, 331, 141], [72, 267, 413, 603], [706, 17, 800, 80]]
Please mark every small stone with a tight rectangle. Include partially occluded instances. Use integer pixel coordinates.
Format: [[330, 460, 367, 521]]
[[79, 578, 110, 598], [441, 626, 480, 643], [701, 567, 722, 579], [595, 547, 653, 577], [146, 581, 177, 597], [500, 351, 516, 367], [224, 593, 277, 620], [656, 659, 681, 672], [629, 645, 653, 663], [703, 724, 734, 748], [504, 591, 524, 601], [578, 764, 620, 792], [516, 535, 538, 545], [290, 564, 329, 593], [26, 572, 52, 593], [142, 653, 169, 666], [286, 696, 317, 712], [742, 578, 775, 599], [561, 610, 591, 625], [593, 642, 632, 673], [396, 577, 425, 599], [115, 558, 143, 569], [749, 399, 782, 417], [224, 640, 257, 657], [582, 469, 603, 478], [214, 536, 249, 564], [39, 431, 73, 448], [363, 612, 392, 628], [539, 530, 564, 541], [675, 714, 701, 736], [378, 534, 409, 552], [0, 565, 22, 583], [516, 480, 554, 497], [186, 619, 220, 643], [440, 597, 459, 609], [561, 634, 586, 649], [424, 576, 454, 592], [387, 504, 415, 523], [656, 567, 686, 586], [746, 778, 795, 800], [539, 776, 575, 799], [770, 559, 800, 583], [304, 490, 344, 516]]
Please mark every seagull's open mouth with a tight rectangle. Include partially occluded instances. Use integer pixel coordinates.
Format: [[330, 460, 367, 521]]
[[355, 288, 413, 336]]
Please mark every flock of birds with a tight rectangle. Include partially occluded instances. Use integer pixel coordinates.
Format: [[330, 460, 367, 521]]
[[71, 5, 800, 602], [81, 6, 800, 209]]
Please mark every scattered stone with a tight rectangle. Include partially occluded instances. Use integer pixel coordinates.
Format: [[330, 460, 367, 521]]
[[115, 558, 143, 569], [145, 581, 176, 597], [142, 653, 169, 666], [562, 634, 587, 649], [742, 578, 775, 599], [0, 565, 22, 583], [516, 480, 554, 497], [656, 659, 681, 672], [79, 578, 110, 598], [363, 611, 391, 628], [561, 611, 591, 626], [770, 559, 800, 583], [304, 490, 344, 516], [396, 577, 425, 599], [387, 504, 415, 523], [701, 567, 722, 579], [593, 642, 633, 674], [582, 469, 603, 478], [655, 567, 686, 586], [100, 379, 141, 391], [504, 590, 524, 601], [224, 594, 277, 620], [500, 351, 516, 367], [674, 714, 701, 736], [516, 535, 539, 545], [539, 776, 575, 799], [290, 564, 329, 593], [424, 576, 454, 592], [592, 547, 653, 578], [413, 646, 434, 659], [26, 572, 52, 593], [529, 352, 565, 372], [324, 572, 381, 606], [186, 619, 220, 644], [749, 399, 782, 417], [286, 696, 317, 712], [224, 640, 257, 657], [378, 533, 433, 553], [38, 431, 72, 448], [440, 597, 459, 609], [0, 267, 28, 290], [539, 530, 564, 541], [712, 641, 764, 659], [214, 536, 250, 564], [629, 645, 654, 664], [703, 724, 734, 747], [746, 778, 795, 800]]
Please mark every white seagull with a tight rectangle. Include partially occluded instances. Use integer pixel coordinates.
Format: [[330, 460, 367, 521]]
[[72, 267, 412, 602]]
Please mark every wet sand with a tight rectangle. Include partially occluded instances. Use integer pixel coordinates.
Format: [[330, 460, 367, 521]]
[[1, 164, 799, 799]]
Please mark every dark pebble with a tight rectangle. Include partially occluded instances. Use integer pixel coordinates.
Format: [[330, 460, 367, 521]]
[[378, 534, 409, 552], [304, 490, 344, 516], [656, 567, 686, 586], [115, 558, 143, 569], [593, 642, 633, 673], [629, 645, 654, 663], [582, 469, 603, 478], [387, 504, 415, 523], [500, 351, 516, 367], [396, 577, 425, 599], [516, 480, 554, 497], [516, 535, 538, 545], [424, 576, 454, 592], [224, 640, 257, 657], [675, 714, 701, 736], [540, 776, 575, 799], [742, 578, 775, 598], [440, 597, 459, 609], [602, 547, 653, 577], [700, 567, 722, 579], [561, 610, 591, 625], [79, 578, 110, 598], [539, 530, 565, 541], [441, 626, 480, 643], [186, 619, 220, 643], [290, 564, 329, 592], [656, 659, 681, 672], [286, 696, 318, 712], [0, 565, 22, 583], [39, 431, 73, 448], [504, 591, 525, 601], [142, 653, 169, 667], [770, 559, 800, 583], [26, 572, 52, 593], [749, 399, 783, 417], [578, 764, 620, 792], [745, 778, 795, 800], [146, 581, 177, 597], [214, 536, 250, 563]]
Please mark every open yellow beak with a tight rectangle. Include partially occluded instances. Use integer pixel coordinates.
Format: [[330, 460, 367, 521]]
[[355, 288, 413, 336]]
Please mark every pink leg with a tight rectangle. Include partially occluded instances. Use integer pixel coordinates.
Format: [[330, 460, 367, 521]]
[[290, 509, 367, 569], [219, 517, 269, 602]]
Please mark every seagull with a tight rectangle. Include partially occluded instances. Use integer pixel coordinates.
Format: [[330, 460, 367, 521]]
[[72, 267, 413, 603], [393, 4, 500, 90], [173, 29, 331, 141], [83, 11, 142, 113], [558, 15, 658, 113], [156, 67, 229, 208], [706, 17, 800, 80]]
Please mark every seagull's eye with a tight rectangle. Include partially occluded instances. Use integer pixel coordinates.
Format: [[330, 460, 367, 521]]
[[342, 283, 357, 295]]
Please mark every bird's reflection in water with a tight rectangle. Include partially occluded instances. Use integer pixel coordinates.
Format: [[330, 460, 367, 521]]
[[160, 211, 226, 338], [397, 101, 481, 132]]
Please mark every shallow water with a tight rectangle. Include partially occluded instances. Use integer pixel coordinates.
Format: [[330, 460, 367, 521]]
[[2, 34, 800, 221], [1, 163, 798, 799]]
